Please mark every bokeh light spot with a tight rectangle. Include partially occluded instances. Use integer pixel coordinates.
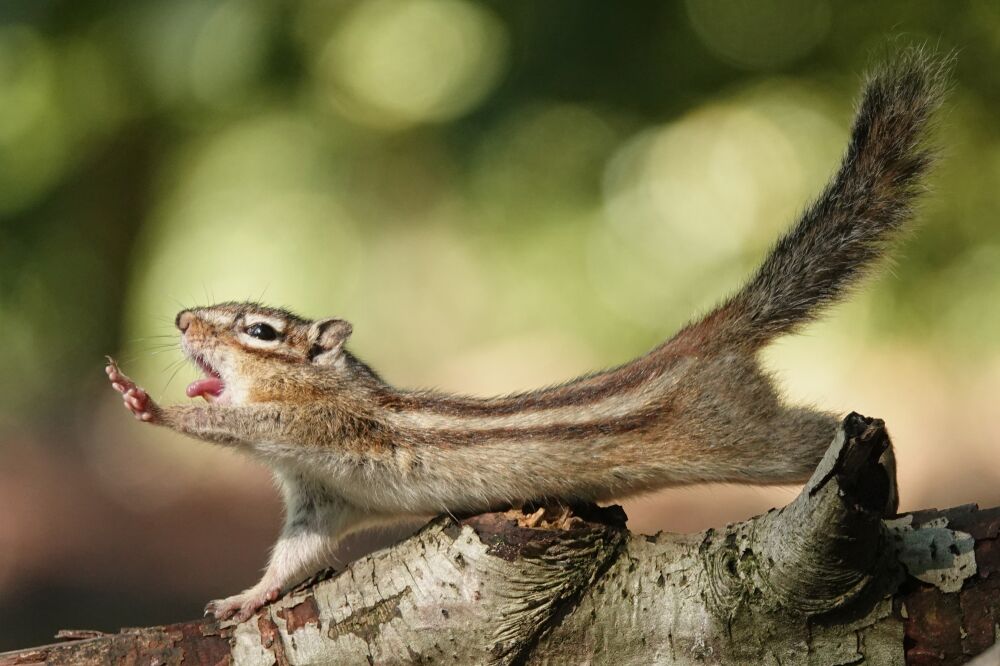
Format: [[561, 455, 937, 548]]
[[319, 0, 508, 127], [592, 84, 843, 329]]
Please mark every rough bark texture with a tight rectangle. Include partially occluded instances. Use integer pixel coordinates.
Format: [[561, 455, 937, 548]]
[[2, 414, 997, 665]]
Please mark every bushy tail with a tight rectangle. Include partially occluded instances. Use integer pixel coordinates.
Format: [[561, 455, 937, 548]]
[[676, 48, 949, 352]]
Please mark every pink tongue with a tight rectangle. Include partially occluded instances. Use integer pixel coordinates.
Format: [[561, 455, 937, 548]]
[[186, 377, 224, 400]]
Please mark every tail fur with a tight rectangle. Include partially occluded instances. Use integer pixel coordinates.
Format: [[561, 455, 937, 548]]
[[677, 48, 949, 352]]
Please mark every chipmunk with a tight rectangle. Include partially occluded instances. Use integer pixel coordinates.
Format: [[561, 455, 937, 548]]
[[106, 50, 946, 622]]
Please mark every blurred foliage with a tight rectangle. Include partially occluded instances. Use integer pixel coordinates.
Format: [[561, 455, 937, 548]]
[[2, 0, 1000, 430]]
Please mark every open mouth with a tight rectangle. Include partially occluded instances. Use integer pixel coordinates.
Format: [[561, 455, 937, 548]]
[[186, 356, 226, 403]]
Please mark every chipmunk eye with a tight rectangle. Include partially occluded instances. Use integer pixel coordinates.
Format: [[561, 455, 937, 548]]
[[246, 322, 278, 341]]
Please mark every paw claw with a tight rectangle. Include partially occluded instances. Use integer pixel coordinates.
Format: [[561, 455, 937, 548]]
[[205, 586, 281, 622]]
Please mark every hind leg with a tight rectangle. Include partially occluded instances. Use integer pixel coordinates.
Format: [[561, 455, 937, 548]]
[[206, 491, 368, 622]]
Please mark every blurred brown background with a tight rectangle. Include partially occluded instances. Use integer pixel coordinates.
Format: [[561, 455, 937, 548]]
[[2, 0, 1000, 651]]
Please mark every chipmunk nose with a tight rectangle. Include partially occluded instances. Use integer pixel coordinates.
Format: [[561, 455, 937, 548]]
[[175, 311, 195, 333]]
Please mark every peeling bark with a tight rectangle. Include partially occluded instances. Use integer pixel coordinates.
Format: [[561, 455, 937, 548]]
[[1, 414, 997, 665]]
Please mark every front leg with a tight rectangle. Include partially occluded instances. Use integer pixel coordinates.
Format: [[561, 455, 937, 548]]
[[105, 358, 288, 447], [206, 476, 371, 622]]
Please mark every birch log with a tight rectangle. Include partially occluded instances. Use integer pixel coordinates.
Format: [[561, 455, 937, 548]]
[[2, 413, 997, 665]]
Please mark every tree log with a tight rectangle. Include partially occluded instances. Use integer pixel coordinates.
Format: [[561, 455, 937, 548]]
[[2, 414, 997, 665]]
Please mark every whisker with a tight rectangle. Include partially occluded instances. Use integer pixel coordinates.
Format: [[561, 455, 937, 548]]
[[115, 353, 145, 365], [117, 346, 181, 361], [138, 341, 181, 350], [149, 348, 183, 357], [161, 355, 187, 371], [155, 316, 179, 333], [161, 357, 190, 393]]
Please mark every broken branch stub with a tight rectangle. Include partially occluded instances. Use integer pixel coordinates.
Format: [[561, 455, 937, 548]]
[[747, 412, 899, 615]]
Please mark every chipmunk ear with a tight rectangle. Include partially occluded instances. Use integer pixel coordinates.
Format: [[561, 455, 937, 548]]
[[308, 318, 353, 364]]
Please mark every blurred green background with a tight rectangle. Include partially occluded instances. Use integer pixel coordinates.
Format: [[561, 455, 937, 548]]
[[2, 0, 1000, 650]]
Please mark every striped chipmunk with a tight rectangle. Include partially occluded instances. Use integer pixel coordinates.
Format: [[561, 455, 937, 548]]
[[106, 50, 947, 622]]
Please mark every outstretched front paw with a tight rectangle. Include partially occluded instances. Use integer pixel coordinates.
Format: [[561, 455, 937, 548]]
[[205, 585, 282, 623], [105, 357, 160, 423]]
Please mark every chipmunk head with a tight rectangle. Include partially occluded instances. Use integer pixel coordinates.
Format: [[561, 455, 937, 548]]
[[175, 302, 353, 404]]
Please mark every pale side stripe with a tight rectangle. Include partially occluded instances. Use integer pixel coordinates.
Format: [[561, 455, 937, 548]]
[[384, 358, 692, 432]]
